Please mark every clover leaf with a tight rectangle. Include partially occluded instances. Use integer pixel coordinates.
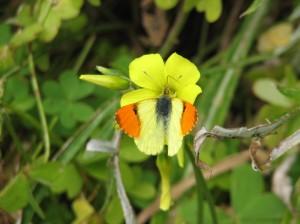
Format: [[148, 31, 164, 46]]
[[43, 70, 95, 129], [4, 76, 35, 111]]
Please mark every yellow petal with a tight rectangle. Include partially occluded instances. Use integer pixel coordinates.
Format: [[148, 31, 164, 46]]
[[165, 53, 200, 89], [120, 89, 160, 107], [80, 74, 129, 90], [156, 154, 172, 211], [129, 54, 166, 91], [176, 84, 202, 104]]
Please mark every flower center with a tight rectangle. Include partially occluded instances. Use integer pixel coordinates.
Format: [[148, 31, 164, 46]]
[[163, 86, 176, 97]]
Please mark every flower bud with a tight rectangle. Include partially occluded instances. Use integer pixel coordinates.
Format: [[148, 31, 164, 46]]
[[80, 74, 129, 90]]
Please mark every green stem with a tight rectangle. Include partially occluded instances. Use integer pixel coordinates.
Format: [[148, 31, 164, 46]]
[[159, 3, 189, 58], [186, 147, 218, 224], [28, 51, 50, 162], [32, 117, 58, 160], [73, 35, 96, 73]]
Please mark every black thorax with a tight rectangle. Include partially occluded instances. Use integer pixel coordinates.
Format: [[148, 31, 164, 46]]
[[156, 96, 172, 125]]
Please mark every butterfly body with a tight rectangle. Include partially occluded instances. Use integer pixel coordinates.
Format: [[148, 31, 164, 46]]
[[156, 95, 172, 126]]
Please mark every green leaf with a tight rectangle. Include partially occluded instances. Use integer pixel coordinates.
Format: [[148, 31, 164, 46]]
[[81, 161, 109, 181], [196, 0, 222, 22], [125, 166, 156, 201], [29, 162, 83, 198], [38, 11, 61, 42], [0, 24, 12, 46], [43, 98, 66, 115], [10, 23, 43, 47], [4, 76, 34, 111], [41, 197, 73, 223], [76, 151, 109, 165], [53, 0, 84, 20], [253, 78, 293, 108], [278, 85, 300, 102], [10, 97, 35, 112], [183, 0, 200, 12], [58, 100, 117, 163], [154, 0, 179, 10], [104, 195, 124, 224], [128, 181, 156, 200], [231, 165, 264, 214], [120, 162, 136, 190], [179, 198, 233, 224], [59, 70, 80, 100], [240, 0, 263, 18], [71, 102, 94, 122], [60, 70, 94, 101], [206, 0, 222, 22], [42, 81, 64, 99], [16, 3, 34, 26], [119, 136, 149, 162], [35, 54, 50, 71], [0, 45, 14, 71], [58, 102, 94, 128], [239, 194, 286, 223], [60, 104, 77, 128], [88, 0, 101, 6], [37, 0, 84, 42], [0, 173, 30, 212]]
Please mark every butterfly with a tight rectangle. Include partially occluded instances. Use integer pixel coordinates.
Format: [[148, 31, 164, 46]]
[[115, 53, 202, 156]]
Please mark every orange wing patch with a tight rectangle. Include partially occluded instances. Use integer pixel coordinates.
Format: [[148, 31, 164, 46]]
[[115, 104, 140, 137], [181, 102, 198, 135]]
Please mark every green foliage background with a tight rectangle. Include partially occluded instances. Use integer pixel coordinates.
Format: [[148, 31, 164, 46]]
[[0, 0, 300, 223]]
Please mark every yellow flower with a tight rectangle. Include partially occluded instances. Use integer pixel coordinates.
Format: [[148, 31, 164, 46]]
[[116, 52, 202, 157], [120, 52, 202, 106]]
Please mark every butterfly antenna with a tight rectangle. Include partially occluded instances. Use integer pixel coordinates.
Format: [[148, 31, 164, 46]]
[[167, 74, 182, 84]]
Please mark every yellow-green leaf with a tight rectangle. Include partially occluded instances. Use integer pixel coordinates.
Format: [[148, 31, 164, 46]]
[[154, 0, 179, 10], [72, 196, 95, 224], [10, 23, 43, 47], [0, 173, 30, 212]]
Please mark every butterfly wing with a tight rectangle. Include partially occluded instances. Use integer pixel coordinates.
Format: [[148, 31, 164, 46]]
[[167, 98, 184, 156], [135, 99, 165, 155], [115, 104, 140, 137], [181, 102, 198, 135]]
